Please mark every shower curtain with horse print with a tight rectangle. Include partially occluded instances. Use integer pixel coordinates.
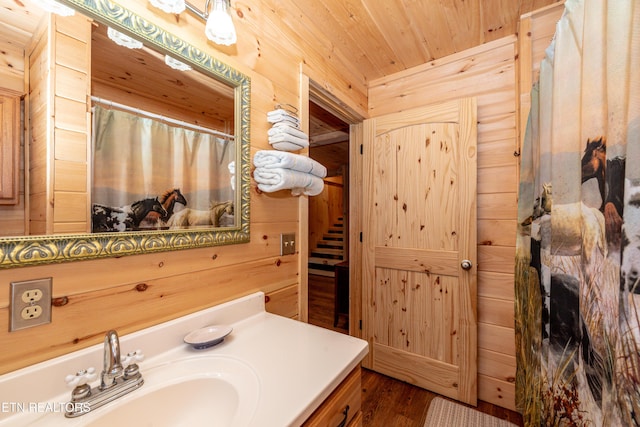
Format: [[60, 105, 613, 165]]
[[515, 0, 639, 426], [91, 106, 235, 232]]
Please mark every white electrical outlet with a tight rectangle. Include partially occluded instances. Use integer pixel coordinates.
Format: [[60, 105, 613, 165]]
[[10, 278, 52, 331]]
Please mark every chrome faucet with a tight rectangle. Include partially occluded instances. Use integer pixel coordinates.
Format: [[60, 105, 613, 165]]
[[101, 330, 123, 389], [65, 330, 144, 418]]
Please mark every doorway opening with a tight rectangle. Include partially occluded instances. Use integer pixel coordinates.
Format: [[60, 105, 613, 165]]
[[307, 99, 350, 334]]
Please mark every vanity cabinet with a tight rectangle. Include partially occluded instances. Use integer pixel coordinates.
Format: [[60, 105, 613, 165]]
[[0, 93, 20, 205], [303, 365, 362, 427]]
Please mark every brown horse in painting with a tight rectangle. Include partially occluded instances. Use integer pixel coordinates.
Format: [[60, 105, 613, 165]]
[[140, 188, 188, 228], [581, 137, 626, 259]]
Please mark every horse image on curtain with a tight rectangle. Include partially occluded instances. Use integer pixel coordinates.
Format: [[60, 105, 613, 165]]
[[91, 106, 235, 232], [515, 0, 640, 426]]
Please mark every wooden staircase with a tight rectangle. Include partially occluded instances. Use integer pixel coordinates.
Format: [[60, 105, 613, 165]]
[[308, 217, 345, 277]]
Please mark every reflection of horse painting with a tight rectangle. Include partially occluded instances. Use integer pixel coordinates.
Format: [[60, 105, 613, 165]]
[[139, 188, 187, 229], [166, 201, 233, 229], [581, 137, 626, 258], [92, 198, 167, 232]]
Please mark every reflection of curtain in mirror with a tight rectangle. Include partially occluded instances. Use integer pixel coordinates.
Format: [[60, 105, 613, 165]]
[[92, 105, 234, 226], [515, 0, 639, 426]]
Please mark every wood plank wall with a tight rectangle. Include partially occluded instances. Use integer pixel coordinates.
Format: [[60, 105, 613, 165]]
[[51, 14, 91, 234], [27, 22, 50, 235], [0, 0, 365, 375], [0, 17, 28, 236], [367, 4, 564, 410]]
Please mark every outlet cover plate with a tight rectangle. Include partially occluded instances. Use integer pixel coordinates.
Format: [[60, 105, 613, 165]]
[[10, 278, 52, 331]]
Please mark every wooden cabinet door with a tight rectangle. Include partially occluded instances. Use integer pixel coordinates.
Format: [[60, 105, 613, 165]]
[[0, 94, 20, 205], [362, 98, 478, 405]]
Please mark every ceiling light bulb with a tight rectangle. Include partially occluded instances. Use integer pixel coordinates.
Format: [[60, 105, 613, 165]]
[[31, 0, 75, 16], [204, 0, 237, 46], [149, 0, 186, 14]]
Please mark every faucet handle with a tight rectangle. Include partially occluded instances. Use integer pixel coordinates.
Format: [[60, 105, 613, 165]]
[[121, 350, 144, 366], [65, 367, 97, 388]]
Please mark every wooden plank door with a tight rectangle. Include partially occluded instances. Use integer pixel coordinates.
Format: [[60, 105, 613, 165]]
[[362, 98, 478, 405]]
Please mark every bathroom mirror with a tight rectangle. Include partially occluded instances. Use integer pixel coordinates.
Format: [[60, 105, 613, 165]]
[[0, 0, 250, 268]]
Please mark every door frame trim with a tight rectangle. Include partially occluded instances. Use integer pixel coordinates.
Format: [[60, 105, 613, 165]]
[[299, 65, 366, 336]]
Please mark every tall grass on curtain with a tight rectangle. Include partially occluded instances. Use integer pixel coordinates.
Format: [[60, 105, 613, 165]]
[[92, 106, 235, 232], [515, 0, 639, 425]]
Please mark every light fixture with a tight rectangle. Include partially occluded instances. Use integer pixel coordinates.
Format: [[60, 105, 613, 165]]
[[203, 0, 237, 46], [165, 55, 192, 71], [31, 0, 75, 16], [149, 0, 186, 14], [107, 27, 143, 49], [150, 0, 237, 46]]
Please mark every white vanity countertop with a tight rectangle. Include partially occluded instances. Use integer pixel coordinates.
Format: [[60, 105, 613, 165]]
[[0, 292, 369, 427]]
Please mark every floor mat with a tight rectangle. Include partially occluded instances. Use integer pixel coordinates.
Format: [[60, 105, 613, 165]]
[[424, 397, 518, 427]]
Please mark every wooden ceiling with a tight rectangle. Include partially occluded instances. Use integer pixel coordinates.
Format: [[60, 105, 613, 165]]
[[91, 22, 235, 131], [267, 0, 560, 83], [297, 0, 560, 173]]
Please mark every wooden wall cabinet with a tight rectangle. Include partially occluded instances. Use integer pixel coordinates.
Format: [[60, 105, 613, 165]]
[[303, 365, 362, 427], [0, 93, 21, 205]]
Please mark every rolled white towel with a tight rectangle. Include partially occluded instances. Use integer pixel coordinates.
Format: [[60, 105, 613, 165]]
[[254, 167, 324, 196], [268, 123, 309, 140], [253, 150, 327, 178], [267, 108, 298, 119], [268, 133, 309, 151], [267, 109, 300, 126]]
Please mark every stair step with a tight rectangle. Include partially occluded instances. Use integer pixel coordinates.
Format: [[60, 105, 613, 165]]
[[311, 254, 343, 260], [323, 234, 343, 241], [308, 268, 335, 277], [308, 257, 342, 266], [309, 217, 344, 278], [311, 248, 344, 257], [317, 240, 343, 248]]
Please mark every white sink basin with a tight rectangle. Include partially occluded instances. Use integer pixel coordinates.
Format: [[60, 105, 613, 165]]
[[0, 293, 368, 427], [83, 356, 260, 427]]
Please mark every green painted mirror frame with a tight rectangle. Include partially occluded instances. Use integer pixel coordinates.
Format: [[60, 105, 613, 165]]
[[0, 0, 250, 268]]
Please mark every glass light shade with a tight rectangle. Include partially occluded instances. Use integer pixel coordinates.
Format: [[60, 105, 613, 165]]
[[32, 0, 75, 16], [149, 0, 186, 14], [204, 0, 237, 46], [107, 27, 143, 49], [165, 55, 192, 71]]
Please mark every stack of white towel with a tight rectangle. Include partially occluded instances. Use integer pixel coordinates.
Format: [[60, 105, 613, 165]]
[[253, 150, 327, 196], [267, 109, 309, 151]]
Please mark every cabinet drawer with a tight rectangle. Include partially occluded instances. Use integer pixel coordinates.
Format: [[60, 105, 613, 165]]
[[303, 365, 361, 427]]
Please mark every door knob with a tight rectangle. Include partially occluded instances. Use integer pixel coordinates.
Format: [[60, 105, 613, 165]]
[[461, 260, 472, 270]]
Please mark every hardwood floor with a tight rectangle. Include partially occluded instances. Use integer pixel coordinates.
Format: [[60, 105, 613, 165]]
[[308, 274, 348, 333], [361, 369, 523, 426], [308, 274, 524, 427]]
